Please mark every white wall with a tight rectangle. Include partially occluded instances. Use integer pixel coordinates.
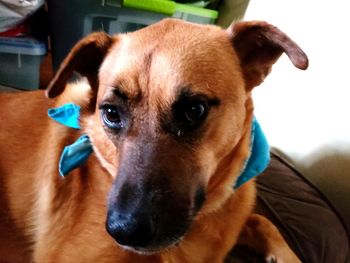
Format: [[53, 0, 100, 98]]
[[245, 0, 350, 158], [244, 0, 350, 223]]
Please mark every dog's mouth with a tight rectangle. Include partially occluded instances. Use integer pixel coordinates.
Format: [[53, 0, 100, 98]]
[[117, 234, 184, 255], [121, 245, 164, 255]]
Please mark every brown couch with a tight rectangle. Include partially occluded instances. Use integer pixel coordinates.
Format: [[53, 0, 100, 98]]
[[226, 153, 350, 263]]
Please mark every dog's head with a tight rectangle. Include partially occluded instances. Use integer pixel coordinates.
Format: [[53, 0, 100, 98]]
[[47, 19, 307, 254]]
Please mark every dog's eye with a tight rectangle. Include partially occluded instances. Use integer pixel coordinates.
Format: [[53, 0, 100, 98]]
[[101, 105, 124, 129], [172, 97, 209, 129], [168, 94, 214, 137], [184, 102, 207, 122]]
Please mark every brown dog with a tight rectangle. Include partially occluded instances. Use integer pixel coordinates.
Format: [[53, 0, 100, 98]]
[[0, 19, 308, 263]]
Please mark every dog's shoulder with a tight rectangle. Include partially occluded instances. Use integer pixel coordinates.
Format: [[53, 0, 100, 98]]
[[0, 89, 50, 125]]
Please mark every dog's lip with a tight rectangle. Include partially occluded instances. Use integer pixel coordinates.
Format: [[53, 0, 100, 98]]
[[117, 237, 183, 255], [120, 245, 163, 255]]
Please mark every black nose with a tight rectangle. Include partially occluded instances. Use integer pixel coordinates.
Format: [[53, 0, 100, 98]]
[[106, 210, 156, 248]]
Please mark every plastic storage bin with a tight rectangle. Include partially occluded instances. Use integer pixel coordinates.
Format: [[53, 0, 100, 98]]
[[0, 37, 46, 90], [47, 0, 218, 70]]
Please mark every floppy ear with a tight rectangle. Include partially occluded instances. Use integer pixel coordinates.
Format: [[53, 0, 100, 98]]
[[227, 21, 308, 90], [46, 32, 114, 98]]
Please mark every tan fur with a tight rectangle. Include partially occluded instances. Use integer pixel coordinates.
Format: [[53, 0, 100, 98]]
[[0, 19, 307, 263]]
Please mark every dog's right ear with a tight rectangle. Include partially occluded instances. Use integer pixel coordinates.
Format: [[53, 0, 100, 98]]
[[46, 32, 114, 98]]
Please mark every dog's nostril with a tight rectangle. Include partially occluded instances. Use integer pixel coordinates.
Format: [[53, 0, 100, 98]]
[[106, 211, 156, 248]]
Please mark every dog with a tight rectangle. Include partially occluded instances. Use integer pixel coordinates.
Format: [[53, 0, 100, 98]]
[[0, 19, 308, 263]]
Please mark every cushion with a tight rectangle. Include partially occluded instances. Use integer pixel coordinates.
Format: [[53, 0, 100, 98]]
[[226, 153, 350, 262]]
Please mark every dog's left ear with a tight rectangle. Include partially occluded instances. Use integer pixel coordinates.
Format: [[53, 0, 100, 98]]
[[46, 32, 114, 98], [227, 21, 308, 90]]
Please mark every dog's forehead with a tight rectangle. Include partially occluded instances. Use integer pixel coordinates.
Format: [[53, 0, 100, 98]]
[[99, 19, 242, 103]]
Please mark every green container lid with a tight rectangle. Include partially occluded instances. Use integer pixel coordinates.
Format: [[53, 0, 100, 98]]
[[123, 0, 218, 20], [175, 3, 218, 19], [123, 0, 175, 15]]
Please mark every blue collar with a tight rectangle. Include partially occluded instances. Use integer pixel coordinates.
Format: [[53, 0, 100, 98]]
[[234, 118, 270, 188], [48, 103, 270, 187]]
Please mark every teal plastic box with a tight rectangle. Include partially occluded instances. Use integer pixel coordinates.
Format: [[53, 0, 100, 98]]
[[47, 0, 218, 70], [0, 37, 46, 90]]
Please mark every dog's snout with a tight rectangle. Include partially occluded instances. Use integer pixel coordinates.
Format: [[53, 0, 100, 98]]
[[106, 210, 156, 248], [105, 144, 202, 252]]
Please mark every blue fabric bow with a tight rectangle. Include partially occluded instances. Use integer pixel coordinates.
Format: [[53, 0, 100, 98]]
[[58, 135, 93, 176], [48, 103, 81, 129], [48, 103, 270, 186], [234, 118, 270, 189], [48, 103, 92, 176]]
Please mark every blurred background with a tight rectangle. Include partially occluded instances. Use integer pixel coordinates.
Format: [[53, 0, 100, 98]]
[[244, 0, 350, 228]]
